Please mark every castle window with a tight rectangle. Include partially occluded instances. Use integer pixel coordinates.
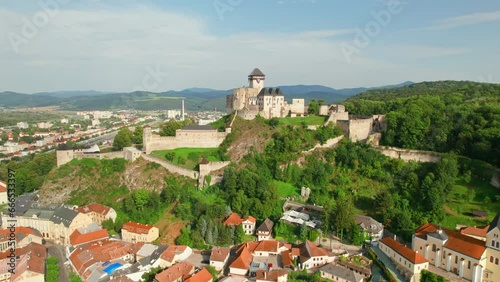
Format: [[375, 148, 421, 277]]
[[432, 244, 436, 252], [492, 241, 495, 247], [491, 256, 494, 263], [455, 256, 458, 264], [468, 261, 471, 269], [497, 242, 499, 248], [496, 258, 499, 265]]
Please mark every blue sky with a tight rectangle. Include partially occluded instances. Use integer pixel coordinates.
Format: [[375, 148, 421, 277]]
[[1, 0, 499, 93]]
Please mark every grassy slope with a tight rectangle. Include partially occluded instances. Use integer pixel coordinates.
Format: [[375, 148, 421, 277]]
[[278, 115, 328, 126], [150, 148, 222, 170]]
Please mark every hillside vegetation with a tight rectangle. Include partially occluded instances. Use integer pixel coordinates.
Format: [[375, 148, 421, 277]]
[[345, 81, 500, 166]]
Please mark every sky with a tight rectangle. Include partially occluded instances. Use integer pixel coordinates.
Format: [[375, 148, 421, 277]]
[[0, 0, 499, 93]]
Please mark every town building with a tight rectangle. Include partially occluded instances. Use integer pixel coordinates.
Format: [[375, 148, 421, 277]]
[[485, 213, 500, 282], [76, 203, 117, 225], [255, 269, 288, 282], [319, 263, 364, 282], [156, 245, 193, 268], [297, 240, 333, 270], [355, 215, 384, 243], [0, 180, 7, 204], [256, 218, 274, 241], [154, 261, 195, 282], [0, 226, 42, 252], [460, 225, 489, 241], [224, 213, 256, 235], [0, 242, 46, 282], [380, 237, 429, 282], [70, 224, 109, 247], [184, 268, 213, 282], [412, 221, 494, 281], [210, 247, 231, 271], [16, 122, 29, 129], [121, 221, 159, 243]]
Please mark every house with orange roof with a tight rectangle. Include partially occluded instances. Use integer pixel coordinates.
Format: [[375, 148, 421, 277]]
[[380, 237, 428, 282], [485, 212, 500, 282], [0, 180, 7, 204], [70, 228, 109, 247], [76, 203, 117, 225], [224, 213, 256, 235], [121, 221, 159, 243], [412, 222, 489, 281], [184, 267, 213, 282], [229, 245, 254, 276], [210, 247, 231, 271], [0, 242, 46, 282], [297, 240, 333, 270], [0, 226, 42, 252], [155, 245, 193, 268], [255, 269, 288, 282], [154, 261, 195, 282]]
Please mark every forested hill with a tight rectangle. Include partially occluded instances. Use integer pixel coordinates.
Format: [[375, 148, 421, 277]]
[[344, 81, 500, 166]]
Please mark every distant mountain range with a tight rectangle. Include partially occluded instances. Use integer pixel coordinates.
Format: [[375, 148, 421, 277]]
[[0, 81, 414, 111]]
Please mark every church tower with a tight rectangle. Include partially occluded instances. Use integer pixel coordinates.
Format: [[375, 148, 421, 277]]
[[248, 68, 265, 92]]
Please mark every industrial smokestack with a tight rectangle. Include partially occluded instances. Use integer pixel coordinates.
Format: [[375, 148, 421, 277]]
[[181, 100, 185, 121]]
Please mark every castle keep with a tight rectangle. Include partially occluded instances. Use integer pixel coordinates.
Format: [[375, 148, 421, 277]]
[[226, 68, 306, 119]]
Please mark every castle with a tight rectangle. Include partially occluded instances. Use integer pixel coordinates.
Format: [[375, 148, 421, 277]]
[[226, 68, 306, 119]]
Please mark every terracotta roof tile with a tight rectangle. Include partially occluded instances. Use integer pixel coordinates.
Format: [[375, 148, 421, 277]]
[[185, 268, 213, 282], [76, 203, 112, 215], [224, 213, 256, 226], [230, 246, 253, 270], [461, 226, 489, 238], [155, 262, 194, 282], [255, 269, 288, 281], [122, 221, 155, 234], [70, 229, 109, 246], [380, 237, 428, 264], [0, 180, 7, 193], [254, 240, 279, 253], [210, 247, 230, 262]]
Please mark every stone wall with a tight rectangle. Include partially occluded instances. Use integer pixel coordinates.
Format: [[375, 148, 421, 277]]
[[199, 161, 231, 176], [306, 136, 344, 152], [346, 117, 374, 142], [373, 146, 442, 163], [56, 147, 142, 167], [141, 155, 199, 179], [143, 128, 227, 154]]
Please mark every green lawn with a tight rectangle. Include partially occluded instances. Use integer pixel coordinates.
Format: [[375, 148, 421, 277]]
[[150, 148, 222, 170], [274, 180, 300, 198], [442, 177, 500, 229], [278, 115, 328, 126]]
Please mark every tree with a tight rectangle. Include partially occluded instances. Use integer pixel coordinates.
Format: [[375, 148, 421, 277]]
[[299, 222, 308, 242], [165, 152, 176, 162], [308, 99, 319, 115], [69, 272, 83, 282], [132, 189, 150, 211], [234, 224, 245, 244], [46, 257, 60, 282], [205, 265, 219, 282], [176, 227, 192, 246], [141, 266, 162, 282], [269, 117, 280, 128], [113, 127, 133, 150], [330, 195, 355, 241], [133, 125, 143, 144]]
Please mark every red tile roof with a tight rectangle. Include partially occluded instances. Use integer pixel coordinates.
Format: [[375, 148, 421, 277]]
[[380, 237, 428, 264], [254, 240, 279, 253], [0, 226, 41, 243], [185, 268, 213, 282], [166, 245, 188, 254], [122, 221, 155, 234], [224, 213, 256, 226], [415, 222, 486, 260], [230, 245, 253, 270], [460, 226, 489, 238], [0, 242, 46, 279], [255, 269, 288, 281], [210, 247, 230, 262], [281, 250, 293, 267], [77, 203, 112, 216], [155, 262, 194, 282], [70, 229, 109, 246]]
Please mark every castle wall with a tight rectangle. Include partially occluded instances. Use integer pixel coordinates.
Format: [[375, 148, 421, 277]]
[[143, 131, 226, 154], [347, 117, 373, 142], [306, 136, 344, 152], [141, 155, 199, 179], [290, 99, 305, 116], [56, 150, 75, 167], [199, 161, 231, 176], [373, 146, 442, 163], [326, 112, 349, 124]]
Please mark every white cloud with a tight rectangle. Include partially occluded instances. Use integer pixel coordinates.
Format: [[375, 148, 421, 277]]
[[415, 11, 500, 31]]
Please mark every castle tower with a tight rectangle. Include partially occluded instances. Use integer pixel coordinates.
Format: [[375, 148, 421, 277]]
[[248, 68, 265, 92], [143, 125, 152, 153]]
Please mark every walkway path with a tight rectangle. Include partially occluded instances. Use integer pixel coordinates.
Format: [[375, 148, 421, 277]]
[[141, 154, 198, 179]]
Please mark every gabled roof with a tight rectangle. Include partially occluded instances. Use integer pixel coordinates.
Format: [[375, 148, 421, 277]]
[[299, 240, 328, 260], [155, 262, 194, 282], [50, 206, 79, 227], [185, 268, 213, 282], [70, 229, 109, 246], [76, 203, 113, 216], [0, 226, 41, 243], [255, 269, 288, 281], [122, 221, 155, 234], [488, 212, 500, 233], [380, 237, 428, 264], [249, 68, 265, 77], [224, 213, 256, 226], [0, 180, 7, 193], [415, 222, 486, 260], [256, 218, 274, 233], [230, 246, 253, 270], [319, 264, 363, 282], [254, 240, 279, 253], [461, 225, 489, 238], [355, 215, 383, 233], [210, 247, 230, 262]]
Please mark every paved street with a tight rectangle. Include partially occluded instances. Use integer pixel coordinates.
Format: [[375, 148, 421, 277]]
[[46, 241, 70, 282]]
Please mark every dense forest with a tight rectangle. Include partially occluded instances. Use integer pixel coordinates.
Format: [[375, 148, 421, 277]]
[[344, 81, 500, 166]]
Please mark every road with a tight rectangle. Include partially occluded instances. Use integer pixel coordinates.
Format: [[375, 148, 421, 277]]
[[46, 241, 70, 282]]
